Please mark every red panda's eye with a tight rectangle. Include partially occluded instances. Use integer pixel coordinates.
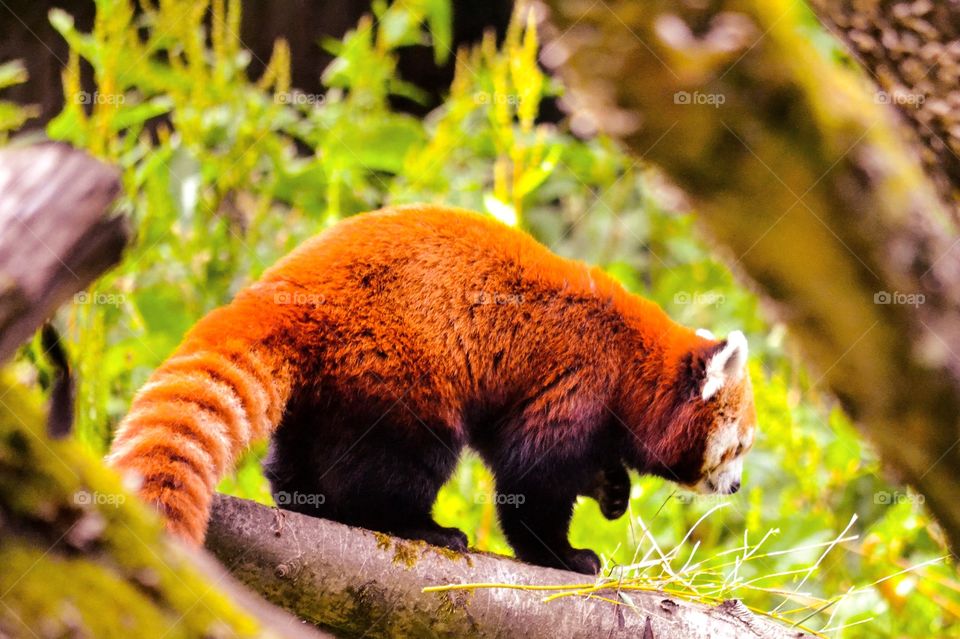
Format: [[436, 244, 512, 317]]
[[735, 443, 744, 456]]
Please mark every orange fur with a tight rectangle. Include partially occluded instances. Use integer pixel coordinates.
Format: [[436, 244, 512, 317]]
[[108, 204, 750, 547]]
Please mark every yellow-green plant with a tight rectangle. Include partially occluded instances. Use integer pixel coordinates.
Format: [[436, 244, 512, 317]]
[[398, 1, 560, 226], [0, 61, 38, 139]]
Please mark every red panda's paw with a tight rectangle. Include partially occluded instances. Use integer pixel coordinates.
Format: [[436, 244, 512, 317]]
[[563, 547, 601, 575], [596, 466, 630, 520], [424, 525, 469, 553], [599, 491, 629, 521]]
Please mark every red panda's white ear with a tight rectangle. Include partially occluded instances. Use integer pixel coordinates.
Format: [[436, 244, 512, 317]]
[[695, 328, 715, 340], [701, 330, 748, 400]]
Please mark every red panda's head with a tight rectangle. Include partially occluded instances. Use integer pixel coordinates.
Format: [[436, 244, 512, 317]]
[[684, 329, 756, 495], [624, 329, 756, 495]]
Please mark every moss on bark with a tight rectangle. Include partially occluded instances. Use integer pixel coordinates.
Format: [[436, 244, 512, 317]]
[[0, 373, 323, 638]]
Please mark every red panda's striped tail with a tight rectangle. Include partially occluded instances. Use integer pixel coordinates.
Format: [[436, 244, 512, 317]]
[[107, 343, 292, 544]]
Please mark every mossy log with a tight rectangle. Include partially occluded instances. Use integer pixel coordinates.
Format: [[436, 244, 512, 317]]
[[206, 494, 814, 639], [0, 143, 328, 638], [538, 0, 960, 553], [0, 375, 328, 638]]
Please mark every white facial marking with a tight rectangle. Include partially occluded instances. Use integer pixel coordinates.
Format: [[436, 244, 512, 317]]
[[693, 419, 752, 495], [714, 457, 743, 494], [703, 419, 739, 470], [695, 328, 715, 340], [701, 330, 748, 401]]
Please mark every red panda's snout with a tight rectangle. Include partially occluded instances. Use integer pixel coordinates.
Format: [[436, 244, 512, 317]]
[[688, 330, 757, 496]]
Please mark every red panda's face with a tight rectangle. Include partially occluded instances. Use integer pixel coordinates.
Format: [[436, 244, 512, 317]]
[[687, 330, 756, 495]]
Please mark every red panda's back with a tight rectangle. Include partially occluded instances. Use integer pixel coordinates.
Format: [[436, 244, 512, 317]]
[[259, 204, 632, 316]]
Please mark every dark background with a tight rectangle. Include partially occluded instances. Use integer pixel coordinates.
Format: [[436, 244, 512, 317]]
[[0, 0, 518, 125]]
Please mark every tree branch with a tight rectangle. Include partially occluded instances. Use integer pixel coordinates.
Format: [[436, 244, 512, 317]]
[[0, 141, 129, 363], [206, 494, 814, 639]]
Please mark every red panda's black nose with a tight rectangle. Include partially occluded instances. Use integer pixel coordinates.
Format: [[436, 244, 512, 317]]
[[729, 480, 741, 494]]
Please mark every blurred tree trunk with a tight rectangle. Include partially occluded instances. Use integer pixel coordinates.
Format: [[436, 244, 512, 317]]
[[538, 0, 960, 554], [808, 0, 960, 213]]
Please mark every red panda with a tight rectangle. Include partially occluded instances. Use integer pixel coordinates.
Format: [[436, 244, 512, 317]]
[[107, 204, 757, 575]]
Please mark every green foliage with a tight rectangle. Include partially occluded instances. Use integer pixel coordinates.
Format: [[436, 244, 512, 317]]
[[0, 61, 38, 139], [9, 0, 957, 636]]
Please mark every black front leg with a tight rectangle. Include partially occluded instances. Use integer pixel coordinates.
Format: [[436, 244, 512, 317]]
[[494, 477, 601, 575], [582, 464, 631, 520]]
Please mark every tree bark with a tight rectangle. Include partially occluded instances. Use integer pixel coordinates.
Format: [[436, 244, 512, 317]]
[[537, 0, 960, 554], [0, 142, 129, 362], [0, 373, 330, 639], [206, 494, 814, 639], [807, 0, 960, 215], [0, 143, 329, 639]]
